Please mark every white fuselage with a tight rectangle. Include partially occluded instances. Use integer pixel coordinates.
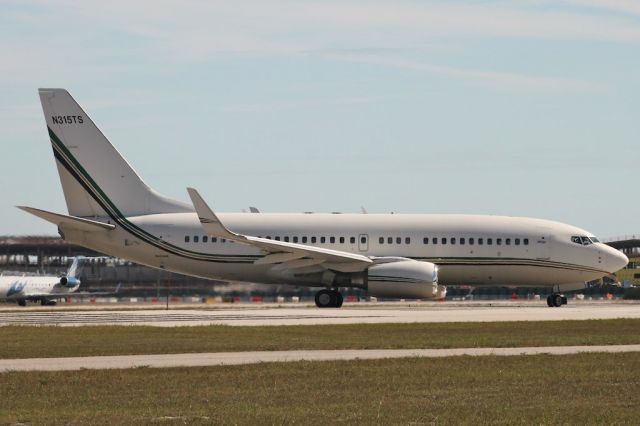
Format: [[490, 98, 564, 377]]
[[0, 275, 76, 301], [60, 212, 626, 290]]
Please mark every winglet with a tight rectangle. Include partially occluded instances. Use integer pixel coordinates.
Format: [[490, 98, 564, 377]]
[[186, 188, 239, 239]]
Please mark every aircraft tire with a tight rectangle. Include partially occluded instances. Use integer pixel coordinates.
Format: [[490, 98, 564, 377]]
[[17, 299, 26, 307], [552, 294, 564, 307], [335, 291, 344, 308], [315, 290, 335, 308], [546, 295, 553, 307]]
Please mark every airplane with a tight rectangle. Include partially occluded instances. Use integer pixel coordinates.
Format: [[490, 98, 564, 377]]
[[0, 256, 85, 306], [19, 89, 628, 308]]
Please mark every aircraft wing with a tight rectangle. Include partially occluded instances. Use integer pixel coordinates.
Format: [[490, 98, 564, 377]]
[[187, 188, 372, 273]]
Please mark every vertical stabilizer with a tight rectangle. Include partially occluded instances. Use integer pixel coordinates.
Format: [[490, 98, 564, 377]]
[[38, 88, 192, 218], [66, 256, 84, 278]]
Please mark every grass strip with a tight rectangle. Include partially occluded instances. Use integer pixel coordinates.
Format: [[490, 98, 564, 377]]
[[1, 318, 640, 359], [2, 353, 639, 424]]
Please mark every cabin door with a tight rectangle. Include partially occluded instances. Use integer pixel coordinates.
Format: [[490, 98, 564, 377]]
[[535, 227, 551, 260]]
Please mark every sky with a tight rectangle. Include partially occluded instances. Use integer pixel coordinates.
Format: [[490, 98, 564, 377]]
[[1, 0, 638, 239]]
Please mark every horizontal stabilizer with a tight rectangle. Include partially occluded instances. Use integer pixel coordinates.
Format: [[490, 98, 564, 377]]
[[17, 206, 115, 232]]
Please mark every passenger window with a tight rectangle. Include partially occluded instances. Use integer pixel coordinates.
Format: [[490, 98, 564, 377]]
[[432, 238, 438, 244], [194, 236, 199, 243], [284, 236, 290, 242], [203, 236, 208, 243], [302, 236, 308, 243], [321, 237, 326, 243], [221, 238, 226, 243], [293, 236, 298, 243], [312, 237, 317, 243], [340, 237, 345, 243], [275, 236, 281, 241], [487, 238, 492, 245], [405, 237, 410, 244], [330, 237, 335, 244], [379, 237, 384, 244], [396, 237, 401, 244], [361, 236, 367, 244], [212, 237, 217, 243], [506, 238, 511, 245], [451, 237, 456, 245], [185, 236, 190, 243], [497, 238, 502, 245], [460, 238, 465, 245], [524, 238, 529, 245], [478, 238, 483, 245], [469, 238, 474, 245], [423, 237, 429, 244], [350, 237, 356, 244], [515, 238, 520, 245], [388, 237, 393, 244], [442, 238, 447, 244]]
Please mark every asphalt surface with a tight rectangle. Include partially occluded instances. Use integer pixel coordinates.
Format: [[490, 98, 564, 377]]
[[0, 301, 638, 326], [2, 345, 640, 372]]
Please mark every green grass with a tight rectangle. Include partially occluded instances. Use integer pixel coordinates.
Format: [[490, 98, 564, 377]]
[[2, 319, 640, 359], [2, 353, 639, 424]]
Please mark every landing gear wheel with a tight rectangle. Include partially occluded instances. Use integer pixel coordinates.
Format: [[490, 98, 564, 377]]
[[547, 293, 567, 307], [315, 290, 335, 308], [552, 293, 567, 307], [17, 299, 26, 307], [314, 290, 343, 308]]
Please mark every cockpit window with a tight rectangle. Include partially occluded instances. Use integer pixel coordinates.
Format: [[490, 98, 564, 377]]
[[571, 236, 596, 246]]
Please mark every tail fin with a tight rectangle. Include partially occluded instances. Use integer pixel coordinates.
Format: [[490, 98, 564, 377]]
[[38, 88, 192, 219], [66, 256, 84, 278]]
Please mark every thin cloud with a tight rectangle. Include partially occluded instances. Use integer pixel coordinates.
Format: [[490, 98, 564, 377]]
[[563, 0, 640, 16], [215, 96, 389, 113], [324, 53, 603, 94]]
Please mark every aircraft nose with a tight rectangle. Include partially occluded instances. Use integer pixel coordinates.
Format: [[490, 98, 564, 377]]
[[602, 246, 628, 273]]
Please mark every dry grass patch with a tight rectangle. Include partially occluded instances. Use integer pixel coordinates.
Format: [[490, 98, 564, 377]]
[[2, 319, 640, 359], [1, 353, 639, 424]]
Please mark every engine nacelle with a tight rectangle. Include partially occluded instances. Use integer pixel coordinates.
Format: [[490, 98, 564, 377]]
[[366, 260, 439, 299], [59, 276, 80, 288]]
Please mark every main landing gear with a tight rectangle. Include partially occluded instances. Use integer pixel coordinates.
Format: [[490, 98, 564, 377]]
[[315, 289, 343, 308], [546, 293, 567, 307]]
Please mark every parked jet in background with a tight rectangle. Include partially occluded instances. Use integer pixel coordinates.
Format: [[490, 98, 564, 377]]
[[20, 89, 628, 308], [0, 257, 84, 306]]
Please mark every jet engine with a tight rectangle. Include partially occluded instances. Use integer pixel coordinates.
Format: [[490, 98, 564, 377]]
[[366, 260, 441, 299], [59, 276, 80, 288]]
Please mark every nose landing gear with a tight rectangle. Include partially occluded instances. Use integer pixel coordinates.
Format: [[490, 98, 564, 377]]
[[315, 289, 344, 308], [546, 293, 567, 307]]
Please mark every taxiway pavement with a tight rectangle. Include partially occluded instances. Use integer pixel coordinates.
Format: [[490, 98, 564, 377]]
[[0, 301, 638, 327], [2, 344, 640, 372]]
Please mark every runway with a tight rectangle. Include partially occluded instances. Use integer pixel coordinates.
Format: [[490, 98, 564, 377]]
[[2, 344, 640, 372], [0, 301, 638, 326]]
